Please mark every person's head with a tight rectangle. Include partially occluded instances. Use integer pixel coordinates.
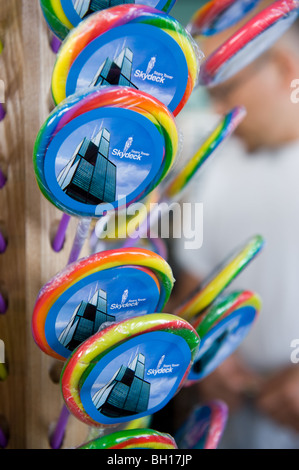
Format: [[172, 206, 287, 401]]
[[197, 2, 299, 152]]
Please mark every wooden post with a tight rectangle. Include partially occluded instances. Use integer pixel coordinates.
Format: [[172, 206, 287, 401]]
[[0, 0, 90, 449]]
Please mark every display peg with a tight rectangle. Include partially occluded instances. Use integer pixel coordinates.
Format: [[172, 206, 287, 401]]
[[0, 293, 7, 314], [51, 213, 71, 252], [0, 230, 7, 254], [0, 426, 8, 449], [50, 35, 61, 54], [0, 168, 6, 189]]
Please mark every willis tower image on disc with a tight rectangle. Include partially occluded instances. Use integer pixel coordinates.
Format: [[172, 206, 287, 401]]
[[36, 261, 164, 361], [60, 314, 200, 426], [43, 101, 166, 217], [57, 127, 117, 206], [92, 353, 150, 419], [90, 47, 138, 90], [59, 288, 114, 352]]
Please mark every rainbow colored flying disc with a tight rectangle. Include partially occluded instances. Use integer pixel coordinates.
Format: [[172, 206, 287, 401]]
[[33, 86, 178, 218], [175, 235, 264, 321], [164, 106, 246, 201], [40, 0, 178, 40], [78, 428, 177, 449], [32, 248, 175, 361], [188, 0, 261, 37], [192, 290, 262, 333], [175, 400, 228, 449], [186, 295, 260, 383], [199, 0, 299, 87], [60, 313, 200, 427], [51, 4, 200, 116]]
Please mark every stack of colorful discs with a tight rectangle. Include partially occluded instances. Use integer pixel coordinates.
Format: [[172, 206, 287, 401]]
[[33, 86, 178, 218], [175, 401, 228, 450], [175, 235, 264, 321], [40, 0, 178, 41], [198, 0, 299, 87], [187, 0, 261, 37], [51, 4, 201, 116], [78, 428, 178, 449], [192, 289, 261, 333], [32, 248, 175, 361], [186, 291, 261, 384], [60, 313, 200, 427]]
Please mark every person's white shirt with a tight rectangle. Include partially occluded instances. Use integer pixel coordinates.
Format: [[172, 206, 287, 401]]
[[173, 113, 299, 448]]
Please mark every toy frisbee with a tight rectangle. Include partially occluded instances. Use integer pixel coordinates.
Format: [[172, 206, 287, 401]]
[[51, 4, 200, 116], [164, 106, 246, 201], [32, 248, 175, 361], [61, 313, 200, 427], [78, 428, 177, 449], [175, 235, 264, 321], [40, 1, 178, 40], [199, 0, 299, 87], [188, 0, 261, 37], [192, 290, 262, 333], [33, 86, 178, 218], [175, 401, 228, 449], [186, 295, 261, 383]]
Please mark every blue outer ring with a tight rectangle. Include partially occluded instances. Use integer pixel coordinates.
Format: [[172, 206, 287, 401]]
[[188, 306, 257, 382], [196, 0, 261, 36], [65, 23, 188, 114], [43, 107, 165, 217], [79, 331, 192, 425], [44, 266, 162, 359], [61, 0, 177, 25]]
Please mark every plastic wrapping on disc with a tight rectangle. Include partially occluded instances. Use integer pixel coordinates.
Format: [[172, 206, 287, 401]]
[[175, 400, 228, 449], [163, 106, 246, 201], [186, 292, 261, 384], [192, 290, 262, 333], [175, 235, 264, 321], [40, 0, 178, 40], [32, 247, 175, 360], [60, 313, 200, 427], [33, 86, 179, 218], [188, 0, 261, 37], [199, 0, 299, 87], [51, 4, 202, 116], [78, 428, 178, 449]]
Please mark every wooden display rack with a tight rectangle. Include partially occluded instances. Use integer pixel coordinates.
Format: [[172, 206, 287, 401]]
[[0, 0, 92, 449]]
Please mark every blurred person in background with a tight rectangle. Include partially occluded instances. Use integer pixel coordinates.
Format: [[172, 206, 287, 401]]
[[169, 2, 299, 449]]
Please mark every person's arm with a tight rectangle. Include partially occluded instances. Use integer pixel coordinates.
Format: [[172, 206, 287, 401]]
[[196, 353, 263, 413], [256, 366, 299, 433]]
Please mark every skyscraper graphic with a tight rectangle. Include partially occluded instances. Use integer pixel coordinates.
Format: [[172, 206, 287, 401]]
[[92, 353, 151, 418], [57, 128, 117, 205], [59, 289, 115, 351], [90, 47, 138, 89], [74, 0, 134, 19]]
